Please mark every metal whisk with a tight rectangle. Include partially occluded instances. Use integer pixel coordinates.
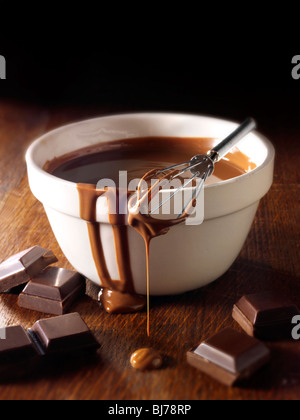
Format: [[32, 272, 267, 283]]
[[133, 118, 256, 219]]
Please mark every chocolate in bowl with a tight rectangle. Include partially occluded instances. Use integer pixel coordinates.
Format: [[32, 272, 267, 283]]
[[26, 113, 275, 301]]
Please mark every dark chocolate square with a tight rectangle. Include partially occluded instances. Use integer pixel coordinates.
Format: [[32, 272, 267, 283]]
[[232, 291, 300, 340], [28, 312, 100, 354], [0, 246, 57, 293], [18, 267, 85, 315], [187, 327, 270, 386], [0, 325, 38, 363], [0, 314, 99, 378]]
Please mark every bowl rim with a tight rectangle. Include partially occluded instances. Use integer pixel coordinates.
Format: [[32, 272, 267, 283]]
[[26, 111, 275, 191]]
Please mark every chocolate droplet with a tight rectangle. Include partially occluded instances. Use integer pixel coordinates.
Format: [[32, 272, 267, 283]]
[[130, 348, 163, 371]]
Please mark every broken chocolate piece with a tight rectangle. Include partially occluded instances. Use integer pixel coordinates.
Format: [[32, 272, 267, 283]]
[[0, 246, 57, 293], [0, 325, 38, 364], [186, 327, 270, 386], [0, 313, 99, 377], [232, 291, 300, 340], [18, 266, 85, 315], [28, 312, 100, 354]]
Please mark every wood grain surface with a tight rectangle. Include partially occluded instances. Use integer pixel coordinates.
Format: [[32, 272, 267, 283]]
[[0, 100, 299, 400]]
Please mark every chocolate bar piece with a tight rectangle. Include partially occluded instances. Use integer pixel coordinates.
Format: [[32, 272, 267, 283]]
[[232, 291, 300, 340], [0, 313, 99, 372], [0, 246, 57, 293], [28, 312, 100, 354], [0, 325, 38, 364], [18, 267, 85, 315], [187, 327, 270, 386]]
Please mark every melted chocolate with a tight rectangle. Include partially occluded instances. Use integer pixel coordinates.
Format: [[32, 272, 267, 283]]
[[128, 189, 185, 336], [46, 136, 256, 334], [46, 137, 255, 183], [130, 348, 163, 370], [77, 183, 135, 294], [99, 288, 146, 314]]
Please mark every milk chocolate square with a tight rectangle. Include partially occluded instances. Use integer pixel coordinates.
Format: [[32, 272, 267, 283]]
[[0, 246, 57, 292], [187, 327, 270, 386], [18, 267, 85, 315], [232, 291, 300, 340]]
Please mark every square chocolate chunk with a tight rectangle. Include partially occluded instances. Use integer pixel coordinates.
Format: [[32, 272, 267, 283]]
[[232, 291, 300, 340], [28, 312, 100, 354], [187, 327, 270, 386], [0, 314, 99, 379], [0, 325, 38, 364], [18, 267, 85, 315], [0, 246, 57, 292]]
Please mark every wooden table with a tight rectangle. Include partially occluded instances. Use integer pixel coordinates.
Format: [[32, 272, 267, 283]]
[[0, 100, 299, 401]]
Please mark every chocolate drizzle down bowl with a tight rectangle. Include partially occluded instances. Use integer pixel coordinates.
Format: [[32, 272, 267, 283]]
[[26, 113, 275, 303]]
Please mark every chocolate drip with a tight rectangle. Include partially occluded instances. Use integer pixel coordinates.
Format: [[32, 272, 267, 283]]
[[128, 176, 187, 335], [77, 184, 112, 290], [77, 184, 136, 294]]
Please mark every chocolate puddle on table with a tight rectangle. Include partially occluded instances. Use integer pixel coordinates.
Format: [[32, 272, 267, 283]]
[[45, 136, 256, 335]]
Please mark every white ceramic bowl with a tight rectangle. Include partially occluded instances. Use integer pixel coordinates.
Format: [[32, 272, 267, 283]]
[[26, 113, 275, 295]]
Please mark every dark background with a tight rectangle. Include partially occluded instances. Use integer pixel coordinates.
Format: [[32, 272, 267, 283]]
[[0, 3, 299, 130]]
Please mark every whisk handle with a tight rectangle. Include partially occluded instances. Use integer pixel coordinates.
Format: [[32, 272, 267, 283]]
[[208, 118, 256, 162]]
